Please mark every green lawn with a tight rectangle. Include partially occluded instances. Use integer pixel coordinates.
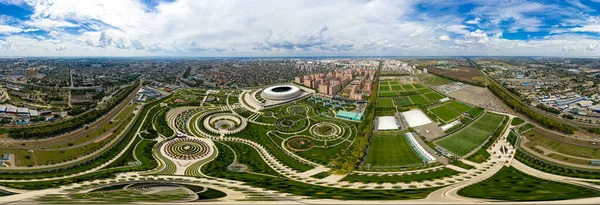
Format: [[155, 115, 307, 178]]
[[342, 168, 459, 183], [446, 101, 473, 113], [364, 133, 422, 167], [412, 84, 425, 89], [511, 117, 525, 126], [458, 167, 600, 201], [389, 81, 400, 85], [376, 98, 395, 107], [409, 95, 429, 105], [391, 85, 404, 91], [401, 84, 415, 91], [424, 92, 444, 101], [378, 92, 397, 97], [394, 96, 413, 107], [379, 81, 390, 86], [467, 107, 484, 118], [524, 129, 600, 159], [416, 88, 433, 94], [429, 105, 462, 122], [419, 74, 454, 86], [437, 112, 505, 156], [379, 86, 391, 91]]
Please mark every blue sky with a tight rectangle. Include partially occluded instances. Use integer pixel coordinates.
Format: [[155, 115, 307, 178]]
[[0, 0, 600, 56]]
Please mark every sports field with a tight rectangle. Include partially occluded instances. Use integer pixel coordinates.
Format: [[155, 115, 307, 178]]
[[401, 84, 415, 90], [376, 98, 395, 107], [364, 133, 423, 167], [412, 84, 425, 89], [424, 92, 444, 101], [429, 105, 462, 122], [394, 96, 413, 107], [391, 85, 403, 91], [409, 95, 429, 105], [380, 86, 391, 91], [437, 112, 505, 156], [446, 101, 472, 113], [417, 88, 433, 94]]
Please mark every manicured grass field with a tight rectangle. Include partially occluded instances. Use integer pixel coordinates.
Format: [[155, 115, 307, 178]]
[[417, 88, 433, 94], [511, 117, 525, 126], [409, 95, 429, 105], [391, 85, 404, 91], [379, 86, 391, 91], [524, 129, 600, 159], [424, 92, 444, 102], [446, 101, 472, 113], [343, 168, 459, 183], [437, 112, 505, 156], [467, 107, 484, 118], [429, 105, 462, 122], [378, 92, 397, 97], [419, 74, 454, 86], [401, 84, 415, 90], [379, 81, 390, 86], [458, 167, 600, 201], [519, 123, 535, 133], [376, 98, 395, 107], [412, 84, 425, 89], [389, 81, 400, 85], [394, 96, 413, 107], [364, 134, 423, 167]]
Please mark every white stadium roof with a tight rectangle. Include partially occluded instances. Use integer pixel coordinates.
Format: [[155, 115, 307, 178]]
[[401, 110, 433, 127], [378, 116, 399, 130]]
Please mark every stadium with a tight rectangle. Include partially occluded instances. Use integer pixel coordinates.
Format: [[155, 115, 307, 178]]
[[261, 85, 302, 101]]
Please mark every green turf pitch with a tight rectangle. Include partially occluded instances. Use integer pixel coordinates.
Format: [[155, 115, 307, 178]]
[[394, 96, 413, 107], [446, 101, 473, 113], [391, 85, 404, 91], [417, 88, 433, 94], [424, 92, 444, 101], [364, 134, 423, 167], [379, 86, 391, 91], [401, 84, 415, 90], [437, 112, 505, 156], [389, 81, 400, 85], [430, 105, 462, 122], [379, 92, 398, 97], [376, 98, 395, 107], [412, 84, 425, 89], [409, 95, 429, 105]]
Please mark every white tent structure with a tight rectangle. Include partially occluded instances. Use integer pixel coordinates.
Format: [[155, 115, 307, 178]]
[[401, 110, 433, 127], [377, 116, 399, 130]]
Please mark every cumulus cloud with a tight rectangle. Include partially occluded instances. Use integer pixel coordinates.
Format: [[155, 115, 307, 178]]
[[465, 17, 481, 25], [0, 0, 597, 56], [438, 35, 451, 41], [445, 25, 470, 34]]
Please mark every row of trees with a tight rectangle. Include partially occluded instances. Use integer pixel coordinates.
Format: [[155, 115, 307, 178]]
[[7, 81, 140, 139], [331, 63, 381, 174], [488, 83, 576, 134]]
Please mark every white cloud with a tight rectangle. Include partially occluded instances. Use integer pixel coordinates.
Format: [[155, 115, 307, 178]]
[[465, 17, 481, 25], [24, 19, 78, 30], [0, 24, 22, 34], [438, 35, 451, 41], [0, 0, 597, 56], [445, 25, 469, 34], [571, 24, 600, 32]]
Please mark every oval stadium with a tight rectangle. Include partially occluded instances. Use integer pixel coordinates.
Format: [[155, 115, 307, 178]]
[[261, 85, 302, 101]]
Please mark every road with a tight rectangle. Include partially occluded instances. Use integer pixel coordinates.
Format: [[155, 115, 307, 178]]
[[0, 83, 142, 149]]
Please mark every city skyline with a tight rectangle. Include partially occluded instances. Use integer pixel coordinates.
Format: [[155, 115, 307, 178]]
[[0, 0, 599, 57]]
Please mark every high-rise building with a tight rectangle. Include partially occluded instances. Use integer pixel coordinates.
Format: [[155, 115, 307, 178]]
[[26, 68, 38, 77]]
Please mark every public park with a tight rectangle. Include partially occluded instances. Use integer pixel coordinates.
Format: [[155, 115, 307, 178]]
[[0, 64, 598, 205]]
